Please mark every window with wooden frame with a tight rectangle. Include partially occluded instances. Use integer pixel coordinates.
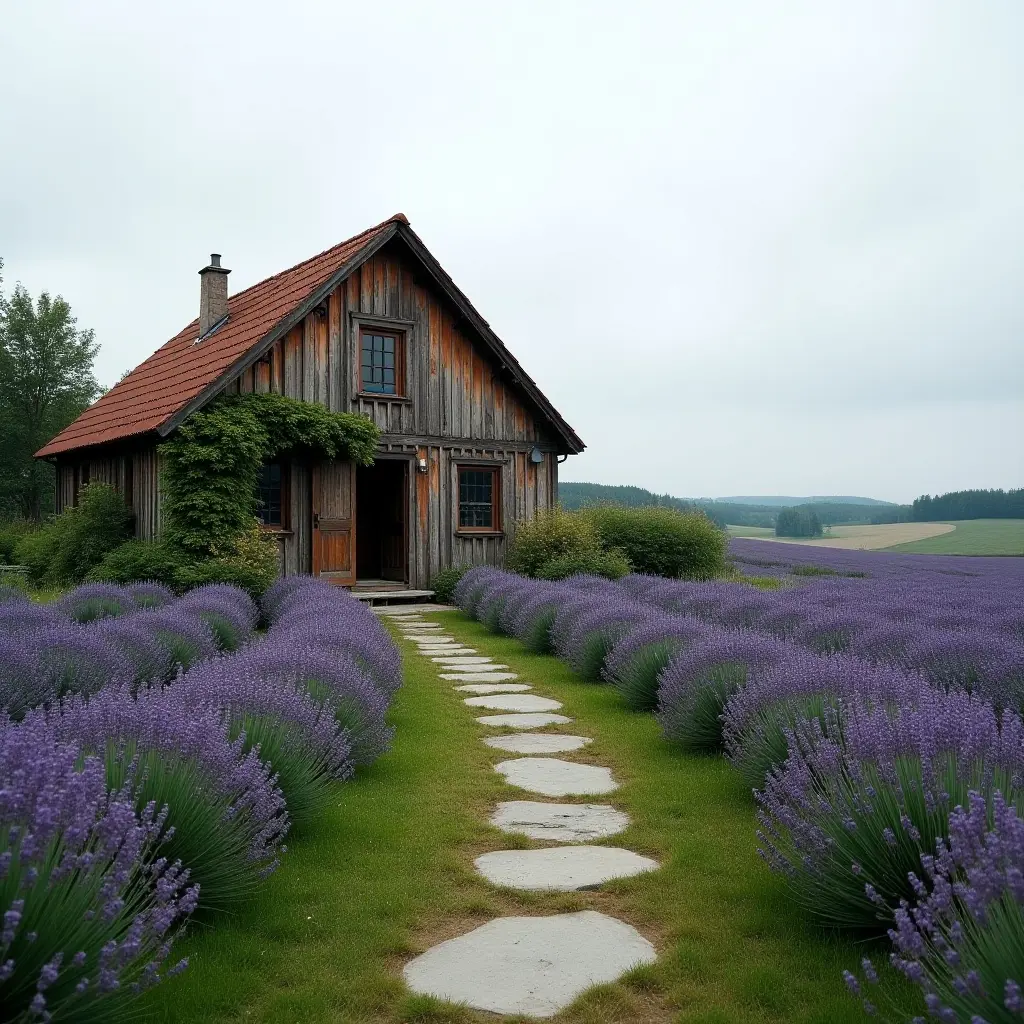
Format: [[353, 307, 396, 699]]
[[359, 327, 405, 396], [255, 461, 289, 529], [457, 465, 501, 532]]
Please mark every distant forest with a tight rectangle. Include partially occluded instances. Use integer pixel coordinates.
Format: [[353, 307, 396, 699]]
[[558, 482, 912, 529], [911, 488, 1024, 521]]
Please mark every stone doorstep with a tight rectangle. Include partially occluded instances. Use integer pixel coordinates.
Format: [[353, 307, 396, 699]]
[[402, 911, 656, 1019], [463, 694, 562, 713], [476, 713, 573, 729], [494, 758, 618, 798], [474, 846, 659, 891]]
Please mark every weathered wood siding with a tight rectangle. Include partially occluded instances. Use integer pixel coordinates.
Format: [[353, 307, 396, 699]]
[[52, 239, 567, 588], [54, 448, 162, 540]]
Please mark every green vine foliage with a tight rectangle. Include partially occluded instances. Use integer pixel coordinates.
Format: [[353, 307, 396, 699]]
[[159, 393, 380, 556]]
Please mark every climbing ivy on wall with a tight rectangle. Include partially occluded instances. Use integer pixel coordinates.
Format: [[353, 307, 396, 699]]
[[159, 393, 380, 556]]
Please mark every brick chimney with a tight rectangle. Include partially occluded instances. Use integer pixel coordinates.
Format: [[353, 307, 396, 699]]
[[198, 254, 230, 338]]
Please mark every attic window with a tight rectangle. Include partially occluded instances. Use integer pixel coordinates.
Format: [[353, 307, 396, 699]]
[[360, 328, 404, 396]]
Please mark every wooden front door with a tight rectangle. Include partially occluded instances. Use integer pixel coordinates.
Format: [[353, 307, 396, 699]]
[[312, 460, 356, 586]]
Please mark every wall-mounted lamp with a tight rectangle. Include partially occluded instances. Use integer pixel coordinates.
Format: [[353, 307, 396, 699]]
[[529, 446, 545, 464], [417, 457, 428, 473]]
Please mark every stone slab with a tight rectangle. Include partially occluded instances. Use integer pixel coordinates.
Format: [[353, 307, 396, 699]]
[[495, 758, 617, 797], [476, 713, 573, 729], [402, 911, 656, 1018], [491, 801, 631, 842], [440, 664, 511, 673], [431, 656, 502, 666], [484, 733, 593, 754], [442, 672, 519, 682], [455, 683, 533, 694], [464, 694, 562, 713], [474, 847, 658, 891]]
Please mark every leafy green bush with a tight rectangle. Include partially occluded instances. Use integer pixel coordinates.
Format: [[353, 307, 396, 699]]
[[90, 522, 279, 597], [505, 506, 604, 578], [430, 564, 471, 604], [173, 522, 279, 597], [88, 539, 185, 587], [16, 483, 133, 585], [0, 519, 35, 563], [583, 504, 726, 579], [536, 547, 632, 581]]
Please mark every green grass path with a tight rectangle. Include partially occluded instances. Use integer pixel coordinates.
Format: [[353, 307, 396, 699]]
[[145, 612, 915, 1023]]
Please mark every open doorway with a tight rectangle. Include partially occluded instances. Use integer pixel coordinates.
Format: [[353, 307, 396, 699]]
[[356, 459, 408, 583]]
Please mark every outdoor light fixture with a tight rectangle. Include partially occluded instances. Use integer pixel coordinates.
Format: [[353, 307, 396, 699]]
[[529, 446, 545, 464], [417, 457, 428, 473]]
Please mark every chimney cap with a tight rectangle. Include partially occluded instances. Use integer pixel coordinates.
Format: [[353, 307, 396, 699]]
[[199, 254, 230, 275]]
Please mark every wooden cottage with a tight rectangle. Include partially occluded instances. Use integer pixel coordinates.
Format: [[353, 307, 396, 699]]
[[36, 214, 584, 590]]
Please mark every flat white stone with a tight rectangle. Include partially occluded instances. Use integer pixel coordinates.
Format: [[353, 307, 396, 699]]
[[484, 733, 593, 754], [475, 847, 658, 891], [491, 801, 631, 842], [455, 683, 533, 694], [421, 649, 477, 656], [464, 694, 562, 712], [414, 641, 462, 648], [403, 911, 656, 1018], [495, 758, 617, 797], [441, 672, 519, 682], [431, 656, 501, 666], [440, 664, 511, 674], [412, 636, 458, 644], [476, 713, 573, 729]]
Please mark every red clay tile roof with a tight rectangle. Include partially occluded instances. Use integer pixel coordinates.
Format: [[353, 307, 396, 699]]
[[36, 215, 403, 457]]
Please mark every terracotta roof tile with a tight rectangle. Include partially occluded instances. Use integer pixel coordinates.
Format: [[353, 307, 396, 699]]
[[36, 215, 402, 457]]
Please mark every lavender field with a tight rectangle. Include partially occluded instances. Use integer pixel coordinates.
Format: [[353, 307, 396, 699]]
[[454, 546, 1024, 1023], [0, 579, 400, 1020]]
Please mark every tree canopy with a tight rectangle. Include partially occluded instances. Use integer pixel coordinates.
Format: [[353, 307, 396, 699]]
[[0, 259, 101, 519]]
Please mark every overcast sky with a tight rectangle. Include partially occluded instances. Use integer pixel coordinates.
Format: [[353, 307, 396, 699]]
[[2, 1, 1021, 503]]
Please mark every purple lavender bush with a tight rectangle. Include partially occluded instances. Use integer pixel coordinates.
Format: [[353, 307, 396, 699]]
[[859, 790, 1024, 1022], [233, 643, 393, 767], [125, 581, 176, 609], [46, 684, 288, 917], [657, 631, 789, 752], [453, 566, 508, 618], [723, 648, 928, 791], [176, 584, 258, 652], [756, 689, 1024, 934], [0, 584, 29, 605], [179, 656, 355, 832], [54, 583, 134, 624], [602, 615, 707, 711], [92, 616, 176, 686], [549, 593, 649, 681], [133, 607, 220, 673], [508, 583, 567, 653], [0, 715, 198, 1020]]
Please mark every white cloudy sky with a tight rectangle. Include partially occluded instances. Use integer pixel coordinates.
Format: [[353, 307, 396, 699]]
[[2, 0, 1022, 503]]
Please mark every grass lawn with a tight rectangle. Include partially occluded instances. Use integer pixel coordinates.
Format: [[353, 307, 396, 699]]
[[146, 612, 916, 1023], [725, 526, 776, 538], [882, 518, 1024, 555]]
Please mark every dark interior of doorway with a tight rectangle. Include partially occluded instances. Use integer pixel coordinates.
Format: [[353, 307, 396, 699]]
[[356, 460, 407, 582]]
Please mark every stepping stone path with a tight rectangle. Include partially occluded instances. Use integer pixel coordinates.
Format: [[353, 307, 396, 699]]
[[387, 610, 658, 1017], [455, 683, 533, 694], [462, 694, 563, 713], [491, 801, 631, 842], [494, 757, 618, 797], [477, 712, 574, 729], [484, 732, 592, 754], [475, 847, 658, 891]]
